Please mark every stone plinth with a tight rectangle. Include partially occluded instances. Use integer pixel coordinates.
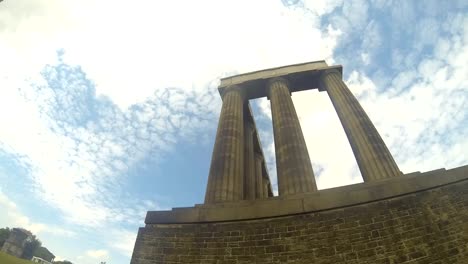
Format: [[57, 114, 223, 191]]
[[132, 165, 468, 264]]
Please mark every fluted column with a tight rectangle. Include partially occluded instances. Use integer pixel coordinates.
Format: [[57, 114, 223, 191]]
[[244, 122, 256, 200], [254, 152, 264, 199], [204, 87, 244, 203], [320, 70, 402, 181], [268, 77, 317, 195], [263, 181, 269, 198]]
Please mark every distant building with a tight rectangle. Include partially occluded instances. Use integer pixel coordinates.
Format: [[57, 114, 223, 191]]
[[31, 256, 52, 264], [33, 246, 55, 263], [1, 228, 31, 258]]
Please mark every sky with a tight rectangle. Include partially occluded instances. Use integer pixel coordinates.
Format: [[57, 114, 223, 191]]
[[0, 0, 467, 263]]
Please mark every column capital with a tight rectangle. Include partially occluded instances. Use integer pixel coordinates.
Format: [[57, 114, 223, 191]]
[[221, 85, 247, 101], [266, 77, 291, 100], [318, 69, 342, 92]]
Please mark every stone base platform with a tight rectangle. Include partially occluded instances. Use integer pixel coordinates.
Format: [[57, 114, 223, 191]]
[[131, 165, 468, 263]]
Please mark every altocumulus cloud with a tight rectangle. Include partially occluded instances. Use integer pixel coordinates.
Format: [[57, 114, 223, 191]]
[[1, 1, 467, 263], [0, 52, 221, 261], [0, 52, 219, 227], [0, 1, 342, 261], [257, 0, 468, 190]]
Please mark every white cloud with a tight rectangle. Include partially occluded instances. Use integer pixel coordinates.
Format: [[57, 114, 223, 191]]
[[415, 18, 440, 51], [302, 0, 343, 16], [342, 0, 369, 30], [255, 4, 468, 192], [388, 70, 418, 96], [1, 1, 466, 264], [0, 0, 343, 229], [77, 249, 115, 264], [0, 190, 76, 237], [0, 60, 218, 229], [108, 230, 138, 257], [389, 0, 416, 33], [293, 90, 362, 189], [86, 249, 109, 259], [362, 20, 382, 52], [370, 0, 391, 9], [361, 52, 370, 65], [258, 89, 361, 191], [260, 45, 466, 190], [0, 0, 340, 109], [350, 19, 468, 172]]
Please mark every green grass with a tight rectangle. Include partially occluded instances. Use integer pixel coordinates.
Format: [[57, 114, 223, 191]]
[[0, 251, 34, 264]]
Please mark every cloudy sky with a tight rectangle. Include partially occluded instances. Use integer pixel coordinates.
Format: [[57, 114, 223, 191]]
[[0, 0, 467, 263]]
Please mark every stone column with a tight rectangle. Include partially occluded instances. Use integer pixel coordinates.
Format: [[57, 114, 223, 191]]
[[262, 164, 270, 198], [263, 181, 269, 198], [254, 152, 264, 199], [268, 77, 317, 195], [204, 87, 244, 203], [320, 70, 401, 181], [244, 121, 256, 200]]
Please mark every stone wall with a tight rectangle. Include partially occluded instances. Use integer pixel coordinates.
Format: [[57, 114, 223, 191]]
[[132, 177, 468, 264]]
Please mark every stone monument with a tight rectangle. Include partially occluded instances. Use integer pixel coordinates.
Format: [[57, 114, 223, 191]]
[[131, 61, 468, 263]]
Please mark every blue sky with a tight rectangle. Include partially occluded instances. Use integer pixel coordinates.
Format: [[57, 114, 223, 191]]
[[0, 0, 467, 263]]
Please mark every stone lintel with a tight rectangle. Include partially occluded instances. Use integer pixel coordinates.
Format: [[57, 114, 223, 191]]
[[219, 61, 342, 99], [145, 165, 468, 224]]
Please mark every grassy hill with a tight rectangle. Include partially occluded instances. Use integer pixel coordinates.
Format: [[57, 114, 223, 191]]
[[0, 251, 33, 264]]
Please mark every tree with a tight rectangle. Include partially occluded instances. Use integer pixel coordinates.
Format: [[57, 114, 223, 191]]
[[0, 227, 11, 248], [54, 261, 73, 264], [21, 234, 42, 260]]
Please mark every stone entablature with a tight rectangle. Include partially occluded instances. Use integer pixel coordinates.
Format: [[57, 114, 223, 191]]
[[218, 60, 340, 99], [146, 165, 467, 224]]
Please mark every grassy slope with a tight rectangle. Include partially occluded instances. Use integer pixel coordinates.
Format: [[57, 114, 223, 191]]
[[0, 251, 33, 264]]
